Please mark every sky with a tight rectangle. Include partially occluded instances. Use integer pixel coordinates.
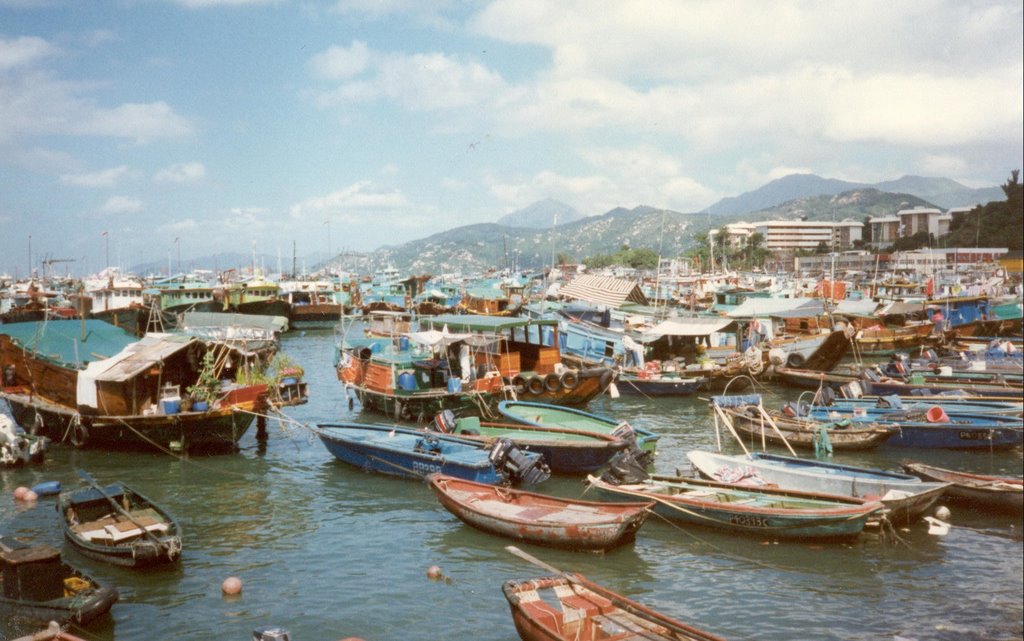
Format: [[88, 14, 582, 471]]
[[1, 0, 1022, 277]]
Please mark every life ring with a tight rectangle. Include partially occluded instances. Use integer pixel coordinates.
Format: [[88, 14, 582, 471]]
[[511, 374, 529, 395], [544, 373, 562, 393], [786, 352, 806, 368], [527, 376, 545, 395], [560, 371, 579, 390], [71, 418, 90, 448]]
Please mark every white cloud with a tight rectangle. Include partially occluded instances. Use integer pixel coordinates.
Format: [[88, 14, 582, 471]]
[[154, 161, 206, 183], [100, 195, 143, 214], [0, 36, 57, 71], [288, 181, 412, 220], [157, 218, 198, 234], [74, 101, 194, 144], [309, 42, 371, 80], [918, 154, 969, 177], [172, 0, 280, 7], [62, 165, 133, 188]]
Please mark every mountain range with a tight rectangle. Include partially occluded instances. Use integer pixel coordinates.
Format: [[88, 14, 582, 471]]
[[133, 173, 1007, 276]]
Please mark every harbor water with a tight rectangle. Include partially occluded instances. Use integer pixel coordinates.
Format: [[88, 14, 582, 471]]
[[2, 329, 1022, 640]]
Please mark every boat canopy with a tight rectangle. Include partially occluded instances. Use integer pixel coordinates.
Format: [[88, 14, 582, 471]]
[[0, 319, 137, 368], [76, 334, 194, 408], [641, 317, 735, 339], [559, 275, 650, 308], [725, 298, 819, 318], [421, 314, 557, 333]]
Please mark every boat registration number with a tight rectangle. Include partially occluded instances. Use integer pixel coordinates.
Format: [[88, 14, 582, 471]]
[[729, 514, 769, 528], [412, 461, 443, 474], [958, 431, 991, 441]]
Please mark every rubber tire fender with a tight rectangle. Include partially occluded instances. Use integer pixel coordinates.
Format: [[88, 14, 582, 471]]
[[786, 352, 806, 368], [543, 373, 562, 393], [527, 376, 545, 395], [71, 418, 90, 448], [560, 371, 579, 390], [511, 374, 529, 395]]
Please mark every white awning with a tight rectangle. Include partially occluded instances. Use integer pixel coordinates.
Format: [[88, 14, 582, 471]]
[[559, 275, 649, 308], [76, 334, 194, 408], [641, 317, 735, 338]]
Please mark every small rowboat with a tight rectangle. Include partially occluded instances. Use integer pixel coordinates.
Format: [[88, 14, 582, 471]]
[[428, 474, 652, 551], [58, 478, 182, 568], [503, 572, 727, 641], [588, 474, 882, 540], [497, 400, 660, 453], [718, 404, 896, 451], [9, 621, 89, 641], [433, 412, 630, 475], [0, 543, 118, 628], [902, 461, 1023, 515], [686, 450, 950, 526], [313, 422, 549, 485]]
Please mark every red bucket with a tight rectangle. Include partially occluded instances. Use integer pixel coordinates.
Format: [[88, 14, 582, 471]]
[[926, 406, 950, 423]]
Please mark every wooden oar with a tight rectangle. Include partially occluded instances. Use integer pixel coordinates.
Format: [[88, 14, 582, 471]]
[[504, 545, 726, 641], [75, 469, 166, 549]]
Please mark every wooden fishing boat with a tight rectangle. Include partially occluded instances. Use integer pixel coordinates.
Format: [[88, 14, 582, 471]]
[[58, 479, 182, 567], [0, 543, 118, 628], [428, 474, 652, 551], [503, 573, 727, 641], [432, 412, 631, 475], [588, 474, 882, 540], [497, 400, 660, 454], [902, 461, 1023, 515], [849, 320, 935, 355], [807, 396, 1024, 418], [313, 422, 550, 485], [336, 314, 614, 422], [0, 320, 269, 453], [717, 404, 896, 451], [686, 450, 950, 526]]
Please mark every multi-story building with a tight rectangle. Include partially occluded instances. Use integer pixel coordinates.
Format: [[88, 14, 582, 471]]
[[710, 219, 864, 253], [868, 216, 900, 248], [897, 206, 952, 238]]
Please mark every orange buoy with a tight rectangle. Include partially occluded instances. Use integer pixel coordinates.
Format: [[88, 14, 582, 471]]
[[221, 576, 243, 595], [13, 486, 29, 500], [925, 406, 950, 423], [426, 565, 443, 580], [22, 490, 38, 502]]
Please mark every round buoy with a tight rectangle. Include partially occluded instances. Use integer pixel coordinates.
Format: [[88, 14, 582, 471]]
[[426, 565, 443, 580], [13, 486, 29, 501], [934, 505, 951, 521], [221, 576, 243, 595], [23, 490, 38, 502]]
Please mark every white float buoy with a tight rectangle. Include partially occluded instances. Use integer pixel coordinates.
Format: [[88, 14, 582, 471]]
[[222, 576, 243, 595]]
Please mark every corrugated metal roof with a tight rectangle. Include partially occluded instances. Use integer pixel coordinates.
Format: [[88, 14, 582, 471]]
[[558, 275, 649, 308], [89, 334, 195, 382]]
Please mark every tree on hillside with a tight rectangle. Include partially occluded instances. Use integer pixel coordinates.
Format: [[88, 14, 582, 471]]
[[942, 170, 1023, 250], [743, 232, 769, 269]]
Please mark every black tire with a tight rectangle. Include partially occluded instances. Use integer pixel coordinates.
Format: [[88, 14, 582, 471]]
[[544, 373, 562, 392], [527, 376, 545, 395], [786, 352, 806, 368], [511, 374, 528, 394], [560, 371, 579, 390]]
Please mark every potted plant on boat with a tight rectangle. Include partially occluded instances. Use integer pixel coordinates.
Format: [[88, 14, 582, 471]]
[[187, 350, 220, 412]]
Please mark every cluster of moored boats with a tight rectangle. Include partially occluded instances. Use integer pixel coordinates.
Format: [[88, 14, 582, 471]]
[[2, 264, 1022, 640]]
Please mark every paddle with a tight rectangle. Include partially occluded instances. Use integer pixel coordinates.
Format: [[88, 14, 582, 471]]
[[75, 469, 166, 549]]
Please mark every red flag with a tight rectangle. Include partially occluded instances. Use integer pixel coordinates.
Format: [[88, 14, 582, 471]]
[[925, 278, 934, 297]]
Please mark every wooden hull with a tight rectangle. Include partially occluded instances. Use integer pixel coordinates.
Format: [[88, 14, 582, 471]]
[[0, 554, 118, 627], [58, 483, 182, 567], [450, 422, 629, 475], [428, 474, 651, 550], [903, 462, 1023, 514], [590, 475, 881, 540], [724, 408, 895, 451], [503, 575, 726, 641], [776, 367, 1024, 402], [854, 323, 934, 355]]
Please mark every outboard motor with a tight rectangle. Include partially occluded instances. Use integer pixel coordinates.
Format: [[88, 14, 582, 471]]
[[817, 385, 836, 406], [433, 409, 457, 434], [2, 365, 15, 387], [488, 438, 550, 486], [599, 448, 652, 486]]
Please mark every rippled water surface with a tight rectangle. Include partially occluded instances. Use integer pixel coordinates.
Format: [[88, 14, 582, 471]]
[[2, 329, 1022, 640]]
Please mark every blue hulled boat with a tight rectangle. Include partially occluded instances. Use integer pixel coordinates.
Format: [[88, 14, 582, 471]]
[[313, 422, 548, 485]]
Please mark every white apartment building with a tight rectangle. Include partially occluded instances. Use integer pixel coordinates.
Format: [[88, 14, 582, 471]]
[[710, 219, 864, 253]]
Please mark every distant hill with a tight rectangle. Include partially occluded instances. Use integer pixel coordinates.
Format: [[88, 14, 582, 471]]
[[739, 188, 935, 224], [495, 198, 584, 228], [703, 174, 1003, 216]]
